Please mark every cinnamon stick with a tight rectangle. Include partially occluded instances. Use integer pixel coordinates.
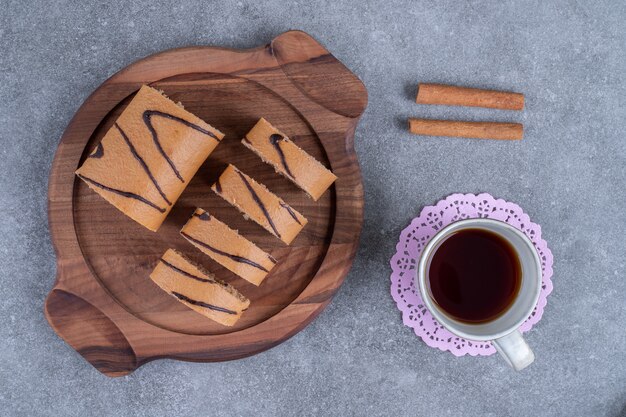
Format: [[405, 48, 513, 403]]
[[408, 118, 523, 140], [416, 83, 524, 110]]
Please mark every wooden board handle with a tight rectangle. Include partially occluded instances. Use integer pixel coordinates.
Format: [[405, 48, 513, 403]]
[[272, 31, 368, 119], [416, 83, 524, 110], [408, 118, 523, 140], [45, 289, 138, 377]]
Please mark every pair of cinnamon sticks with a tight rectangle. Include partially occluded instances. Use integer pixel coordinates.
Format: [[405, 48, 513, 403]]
[[409, 84, 524, 140]]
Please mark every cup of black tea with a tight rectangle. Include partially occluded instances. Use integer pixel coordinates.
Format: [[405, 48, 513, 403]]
[[417, 218, 542, 370]]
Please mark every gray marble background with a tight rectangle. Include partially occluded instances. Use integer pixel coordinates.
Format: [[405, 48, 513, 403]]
[[1, 0, 625, 416]]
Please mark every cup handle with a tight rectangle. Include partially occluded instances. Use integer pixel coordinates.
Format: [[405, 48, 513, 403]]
[[492, 330, 535, 371]]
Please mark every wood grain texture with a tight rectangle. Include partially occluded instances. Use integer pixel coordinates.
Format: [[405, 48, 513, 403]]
[[45, 31, 367, 377]]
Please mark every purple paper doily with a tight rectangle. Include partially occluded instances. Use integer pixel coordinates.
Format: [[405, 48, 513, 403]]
[[389, 193, 554, 356]]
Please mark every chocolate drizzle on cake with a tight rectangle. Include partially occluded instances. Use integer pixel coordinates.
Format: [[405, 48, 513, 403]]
[[193, 211, 211, 221], [76, 173, 166, 213], [235, 169, 281, 238], [142, 110, 221, 184], [181, 231, 271, 273], [159, 259, 214, 283], [280, 201, 302, 225], [115, 123, 172, 206], [214, 179, 222, 194], [90, 142, 104, 159], [171, 291, 237, 315], [269, 134, 295, 178]]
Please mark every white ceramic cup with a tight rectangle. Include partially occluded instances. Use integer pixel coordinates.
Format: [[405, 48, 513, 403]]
[[417, 218, 542, 371]]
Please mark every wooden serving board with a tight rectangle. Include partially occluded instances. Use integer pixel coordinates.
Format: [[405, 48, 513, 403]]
[[45, 31, 367, 377]]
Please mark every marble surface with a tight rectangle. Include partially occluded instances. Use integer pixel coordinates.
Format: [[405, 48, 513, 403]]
[[1, 0, 625, 416]]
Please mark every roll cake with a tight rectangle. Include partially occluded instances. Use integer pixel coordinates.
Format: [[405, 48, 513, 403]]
[[242, 118, 337, 201], [150, 249, 250, 326], [181, 208, 277, 286], [76, 85, 224, 231], [211, 164, 307, 245]]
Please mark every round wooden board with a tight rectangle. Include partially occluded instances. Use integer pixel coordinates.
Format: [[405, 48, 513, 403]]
[[45, 31, 367, 376]]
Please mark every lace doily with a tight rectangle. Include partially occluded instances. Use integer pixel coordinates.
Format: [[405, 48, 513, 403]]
[[389, 193, 554, 356]]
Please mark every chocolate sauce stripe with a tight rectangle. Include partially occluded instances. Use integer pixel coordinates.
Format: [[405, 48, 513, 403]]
[[90, 142, 104, 158], [190, 211, 277, 264], [269, 134, 295, 179], [280, 201, 303, 225], [181, 231, 270, 273], [171, 291, 237, 315], [159, 259, 215, 284], [193, 211, 211, 221], [234, 169, 282, 238], [76, 174, 166, 213], [143, 109, 220, 184], [115, 123, 172, 206]]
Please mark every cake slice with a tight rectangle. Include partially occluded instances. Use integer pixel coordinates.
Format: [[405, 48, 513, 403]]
[[242, 118, 337, 201], [76, 85, 224, 231], [211, 164, 307, 244], [181, 208, 277, 286], [149, 249, 250, 326]]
